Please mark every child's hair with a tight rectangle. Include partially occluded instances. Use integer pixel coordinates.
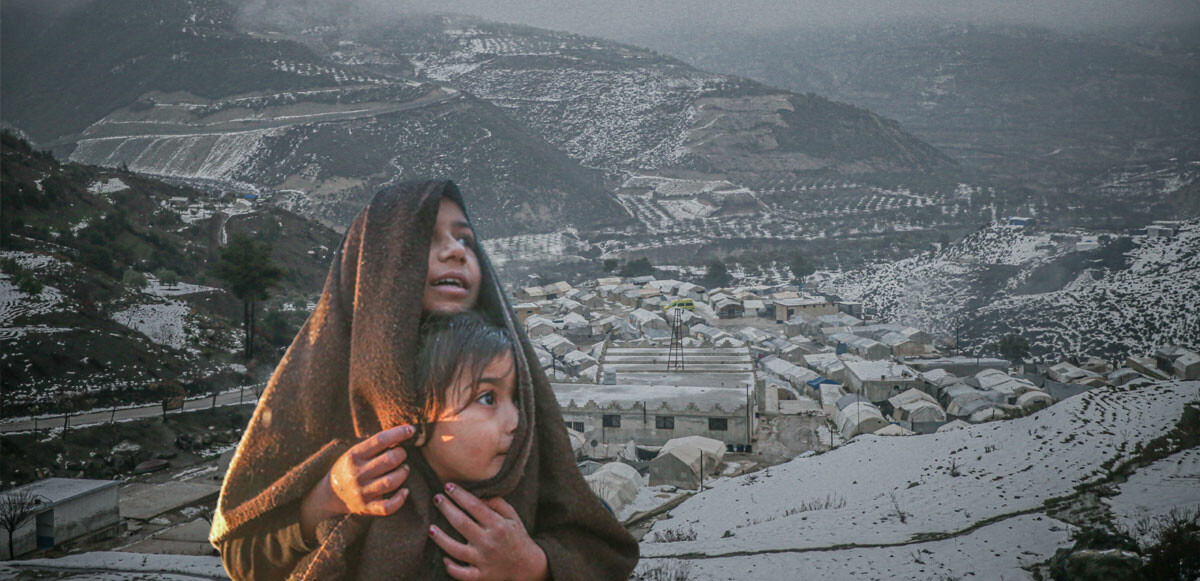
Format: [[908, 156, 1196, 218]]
[[415, 311, 516, 432]]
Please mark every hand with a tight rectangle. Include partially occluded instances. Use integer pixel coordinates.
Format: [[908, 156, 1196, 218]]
[[300, 425, 416, 543], [429, 483, 548, 581], [328, 425, 416, 515]]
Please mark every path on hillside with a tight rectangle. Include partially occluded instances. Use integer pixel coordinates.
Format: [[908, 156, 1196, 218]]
[[47, 88, 461, 147], [0, 386, 263, 434]]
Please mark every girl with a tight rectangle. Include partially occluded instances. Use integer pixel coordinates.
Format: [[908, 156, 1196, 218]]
[[211, 181, 638, 580]]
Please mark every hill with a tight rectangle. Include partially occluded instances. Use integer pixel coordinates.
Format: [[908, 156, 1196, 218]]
[[640, 23, 1200, 191], [0, 0, 626, 238], [813, 220, 1200, 360], [638, 379, 1199, 578], [0, 131, 341, 416], [3, 0, 985, 261]]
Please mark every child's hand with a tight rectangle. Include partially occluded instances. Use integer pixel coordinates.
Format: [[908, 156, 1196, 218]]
[[302, 425, 415, 543], [429, 483, 548, 581], [328, 425, 416, 516]]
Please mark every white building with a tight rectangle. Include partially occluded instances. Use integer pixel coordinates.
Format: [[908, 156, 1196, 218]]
[[1, 479, 120, 559], [844, 361, 921, 403]]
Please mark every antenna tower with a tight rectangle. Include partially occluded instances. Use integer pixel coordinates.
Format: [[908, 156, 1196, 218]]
[[667, 307, 685, 371]]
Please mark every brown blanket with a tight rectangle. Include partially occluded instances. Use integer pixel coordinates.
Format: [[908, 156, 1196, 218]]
[[211, 181, 638, 579]]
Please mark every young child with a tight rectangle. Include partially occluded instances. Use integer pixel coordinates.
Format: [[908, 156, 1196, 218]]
[[412, 311, 520, 486], [213, 182, 637, 580]]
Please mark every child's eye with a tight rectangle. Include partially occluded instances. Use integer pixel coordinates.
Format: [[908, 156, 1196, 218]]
[[477, 391, 495, 405], [456, 236, 474, 248]]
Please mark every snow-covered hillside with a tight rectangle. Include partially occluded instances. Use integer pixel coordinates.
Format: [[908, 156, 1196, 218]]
[[638, 380, 1199, 578], [816, 220, 1200, 359]]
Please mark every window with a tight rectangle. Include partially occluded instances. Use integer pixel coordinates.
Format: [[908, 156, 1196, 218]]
[[564, 421, 584, 432], [602, 414, 621, 428], [708, 417, 728, 431], [655, 416, 675, 430]]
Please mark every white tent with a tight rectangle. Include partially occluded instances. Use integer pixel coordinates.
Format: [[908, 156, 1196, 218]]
[[887, 387, 939, 409], [835, 402, 888, 439], [565, 427, 586, 457], [969, 407, 1008, 423], [1016, 390, 1055, 412], [649, 436, 726, 490], [873, 423, 917, 436], [585, 462, 642, 515], [937, 419, 972, 432], [896, 400, 947, 423]]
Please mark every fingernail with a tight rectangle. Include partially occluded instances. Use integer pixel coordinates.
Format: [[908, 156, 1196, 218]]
[[445, 483, 456, 493], [404, 425, 414, 436], [433, 494, 443, 505], [401, 488, 409, 498], [429, 526, 437, 537]]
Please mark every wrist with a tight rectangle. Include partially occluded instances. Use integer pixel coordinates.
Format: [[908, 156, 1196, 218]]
[[521, 540, 548, 581], [299, 474, 346, 544]]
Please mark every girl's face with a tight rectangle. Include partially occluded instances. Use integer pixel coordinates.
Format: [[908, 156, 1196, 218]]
[[423, 198, 482, 313], [423, 352, 519, 484]]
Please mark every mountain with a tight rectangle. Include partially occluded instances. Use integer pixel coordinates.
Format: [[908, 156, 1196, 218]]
[[813, 219, 1200, 360], [1, 0, 625, 238], [3, 0, 977, 259], [637, 23, 1200, 191], [637, 379, 1199, 578], [0, 131, 341, 416], [324, 14, 956, 179]]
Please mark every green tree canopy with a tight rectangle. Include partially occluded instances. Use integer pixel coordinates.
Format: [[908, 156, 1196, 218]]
[[618, 257, 654, 278], [993, 333, 1031, 363], [211, 233, 285, 360], [789, 251, 816, 285], [701, 259, 732, 289]]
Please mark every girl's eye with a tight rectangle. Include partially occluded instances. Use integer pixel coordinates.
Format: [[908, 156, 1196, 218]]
[[477, 391, 495, 405], [456, 236, 475, 249]]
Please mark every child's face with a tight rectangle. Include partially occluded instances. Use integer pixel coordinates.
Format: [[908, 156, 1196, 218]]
[[424, 352, 519, 484], [423, 198, 482, 314]]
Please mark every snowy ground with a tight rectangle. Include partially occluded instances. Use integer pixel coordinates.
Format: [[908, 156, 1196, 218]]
[[638, 380, 1199, 578], [111, 301, 194, 351], [87, 177, 130, 195], [0, 552, 224, 580], [1, 251, 72, 338], [639, 514, 1073, 581], [1104, 447, 1200, 546]]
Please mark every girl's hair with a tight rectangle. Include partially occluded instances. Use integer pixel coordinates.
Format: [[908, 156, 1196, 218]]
[[415, 311, 516, 431]]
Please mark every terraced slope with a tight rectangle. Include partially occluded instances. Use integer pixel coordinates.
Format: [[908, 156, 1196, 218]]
[[815, 220, 1200, 359]]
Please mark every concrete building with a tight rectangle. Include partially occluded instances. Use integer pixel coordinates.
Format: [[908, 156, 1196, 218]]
[[844, 361, 921, 403], [1173, 350, 1200, 380], [541, 281, 573, 300], [774, 297, 837, 323], [518, 286, 547, 302], [1, 479, 120, 559], [906, 357, 1010, 377], [554, 383, 754, 450], [513, 303, 540, 325]]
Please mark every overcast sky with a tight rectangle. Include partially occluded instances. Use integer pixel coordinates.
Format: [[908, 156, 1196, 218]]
[[257, 0, 1200, 38]]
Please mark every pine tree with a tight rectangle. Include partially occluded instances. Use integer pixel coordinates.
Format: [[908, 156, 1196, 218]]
[[211, 233, 285, 360]]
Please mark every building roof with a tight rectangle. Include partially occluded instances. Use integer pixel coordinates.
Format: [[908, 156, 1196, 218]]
[[552, 383, 749, 411], [845, 361, 919, 381], [774, 297, 829, 307], [4, 478, 118, 507]]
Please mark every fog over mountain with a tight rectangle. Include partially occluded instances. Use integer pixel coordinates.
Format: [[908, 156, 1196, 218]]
[[236, 0, 1200, 38]]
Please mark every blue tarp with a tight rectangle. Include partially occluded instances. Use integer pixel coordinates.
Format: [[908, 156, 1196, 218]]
[[807, 377, 837, 389]]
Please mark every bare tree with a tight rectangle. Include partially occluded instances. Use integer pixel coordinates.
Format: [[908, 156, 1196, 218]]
[[1, 488, 44, 560]]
